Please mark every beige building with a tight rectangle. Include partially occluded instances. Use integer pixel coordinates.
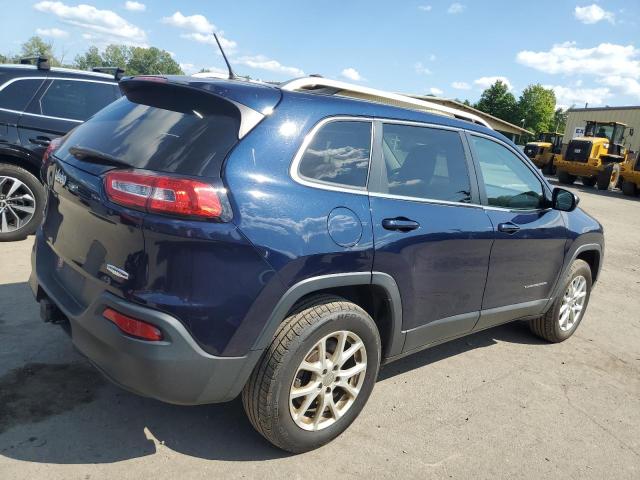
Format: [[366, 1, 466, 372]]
[[564, 106, 640, 154]]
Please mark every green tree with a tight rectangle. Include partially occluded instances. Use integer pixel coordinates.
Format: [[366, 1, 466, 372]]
[[474, 80, 518, 124], [517, 84, 556, 134], [74, 46, 103, 70], [0, 53, 7, 63], [20, 36, 61, 66], [552, 108, 568, 133], [73, 44, 182, 75]]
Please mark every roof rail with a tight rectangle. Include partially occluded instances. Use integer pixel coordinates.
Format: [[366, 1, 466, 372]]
[[20, 56, 50, 71], [92, 66, 125, 81], [280, 77, 492, 129]]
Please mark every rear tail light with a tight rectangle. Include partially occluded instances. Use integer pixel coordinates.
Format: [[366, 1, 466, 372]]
[[103, 307, 163, 341], [42, 137, 63, 165], [104, 170, 223, 219]]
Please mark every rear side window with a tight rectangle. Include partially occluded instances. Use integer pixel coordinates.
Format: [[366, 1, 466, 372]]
[[55, 83, 241, 178], [298, 121, 372, 188], [36, 80, 119, 120], [0, 79, 44, 111], [374, 123, 471, 203]]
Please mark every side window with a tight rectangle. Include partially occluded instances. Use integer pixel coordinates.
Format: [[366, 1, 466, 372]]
[[375, 123, 471, 203], [471, 135, 544, 209], [38, 80, 119, 121], [0, 79, 44, 111], [298, 121, 372, 188]]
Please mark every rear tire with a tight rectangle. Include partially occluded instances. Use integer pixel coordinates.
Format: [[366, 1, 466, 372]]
[[558, 170, 576, 185], [242, 295, 381, 453], [0, 164, 45, 242], [529, 259, 592, 343], [580, 176, 597, 187], [621, 181, 638, 196]]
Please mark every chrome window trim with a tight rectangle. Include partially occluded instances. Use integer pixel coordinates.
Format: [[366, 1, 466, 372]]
[[466, 131, 551, 213], [290, 115, 487, 208], [0, 76, 117, 92], [290, 115, 374, 196], [0, 107, 83, 123]]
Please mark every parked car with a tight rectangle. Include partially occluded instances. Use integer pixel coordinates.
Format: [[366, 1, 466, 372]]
[[30, 74, 604, 453], [0, 57, 122, 241]]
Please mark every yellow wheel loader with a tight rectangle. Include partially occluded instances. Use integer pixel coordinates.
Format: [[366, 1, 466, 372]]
[[523, 132, 563, 175], [619, 150, 640, 196], [555, 121, 632, 190]]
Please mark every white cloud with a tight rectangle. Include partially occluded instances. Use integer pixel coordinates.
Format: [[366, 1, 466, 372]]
[[447, 3, 465, 14], [600, 76, 640, 99], [574, 4, 614, 24], [341, 67, 364, 81], [35, 27, 68, 38], [179, 62, 196, 74], [34, 1, 147, 45], [517, 42, 640, 78], [474, 76, 512, 90], [414, 62, 432, 75], [162, 11, 236, 50], [547, 85, 613, 109], [451, 81, 471, 90], [429, 87, 444, 96], [237, 55, 304, 77], [418, 5, 432, 12], [124, 1, 145, 12]]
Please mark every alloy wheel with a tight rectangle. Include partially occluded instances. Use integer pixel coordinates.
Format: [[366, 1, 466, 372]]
[[0, 176, 36, 233], [289, 330, 367, 431], [559, 275, 587, 332]]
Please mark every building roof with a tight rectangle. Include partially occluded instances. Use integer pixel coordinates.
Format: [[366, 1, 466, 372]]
[[567, 105, 640, 112], [408, 95, 534, 136]]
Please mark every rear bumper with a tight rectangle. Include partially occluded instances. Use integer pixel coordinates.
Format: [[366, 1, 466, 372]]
[[30, 237, 262, 405]]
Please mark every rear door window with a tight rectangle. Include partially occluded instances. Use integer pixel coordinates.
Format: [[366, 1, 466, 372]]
[[55, 83, 241, 178], [0, 78, 45, 111], [36, 80, 119, 120], [297, 120, 372, 188]]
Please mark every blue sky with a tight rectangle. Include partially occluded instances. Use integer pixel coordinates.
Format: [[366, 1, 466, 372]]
[[1, 1, 639, 109]]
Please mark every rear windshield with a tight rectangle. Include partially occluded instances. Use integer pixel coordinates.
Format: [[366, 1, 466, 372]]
[[56, 84, 241, 178]]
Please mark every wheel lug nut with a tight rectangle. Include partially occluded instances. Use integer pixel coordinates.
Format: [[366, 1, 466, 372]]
[[326, 387, 331, 393]]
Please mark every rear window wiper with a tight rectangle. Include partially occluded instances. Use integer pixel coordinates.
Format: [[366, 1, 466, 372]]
[[68, 146, 131, 168]]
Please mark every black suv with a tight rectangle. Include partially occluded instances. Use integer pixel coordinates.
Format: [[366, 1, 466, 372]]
[[0, 57, 121, 240]]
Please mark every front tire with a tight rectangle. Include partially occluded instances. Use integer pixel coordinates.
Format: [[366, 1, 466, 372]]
[[529, 259, 592, 343], [557, 170, 576, 185], [580, 176, 597, 187], [0, 164, 45, 242], [596, 164, 620, 190], [242, 295, 381, 453]]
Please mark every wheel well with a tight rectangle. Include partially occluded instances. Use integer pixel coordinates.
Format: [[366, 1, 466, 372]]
[[576, 250, 600, 283], [288, 284, 394, 358], [0, 154, 41, 180]]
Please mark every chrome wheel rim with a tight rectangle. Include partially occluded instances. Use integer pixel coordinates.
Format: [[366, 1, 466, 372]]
[[0, 176, 36, 233], [289, 330, 367, 431], [559, 275, 587, 332]]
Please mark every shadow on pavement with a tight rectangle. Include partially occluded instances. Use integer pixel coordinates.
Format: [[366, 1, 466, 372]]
[[0, 280, 545, 464]]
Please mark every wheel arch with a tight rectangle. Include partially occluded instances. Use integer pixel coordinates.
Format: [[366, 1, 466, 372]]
[[252, 272, 405, 359], [0, 146, 43, 180]]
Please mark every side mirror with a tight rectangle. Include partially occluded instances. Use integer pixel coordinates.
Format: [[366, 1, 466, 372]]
[[552, 187, 579, 212]]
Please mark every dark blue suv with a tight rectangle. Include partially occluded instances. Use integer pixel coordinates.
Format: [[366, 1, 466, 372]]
[[30, 75, 604, 452]]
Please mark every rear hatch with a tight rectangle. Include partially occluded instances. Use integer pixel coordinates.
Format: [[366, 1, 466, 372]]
[[41, 76, 280, 309]]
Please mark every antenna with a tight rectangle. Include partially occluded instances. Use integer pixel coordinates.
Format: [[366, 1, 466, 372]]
[[213, 33, 236, 80]]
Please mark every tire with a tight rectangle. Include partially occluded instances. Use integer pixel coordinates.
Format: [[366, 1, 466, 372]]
[[557, 170, 576, 185], [621, 181, 638, 197], [580, 176, 597, 187], [542, 160, 554, 175], [0, 164, 45, 242], [529, 259, 592, 343], [242, 295, 381, 453], [596, 164, 619, 190]]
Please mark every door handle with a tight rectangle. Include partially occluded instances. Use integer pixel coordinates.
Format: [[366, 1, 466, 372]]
[[498, 222, 520, 234], [29, 136, 51, 147], [382, 217, 420, 232]]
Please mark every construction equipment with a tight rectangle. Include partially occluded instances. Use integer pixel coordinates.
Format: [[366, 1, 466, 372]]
[[523, 131, 563, 174], [555, 121, 632, 190], [619, 150, 640, 196]]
